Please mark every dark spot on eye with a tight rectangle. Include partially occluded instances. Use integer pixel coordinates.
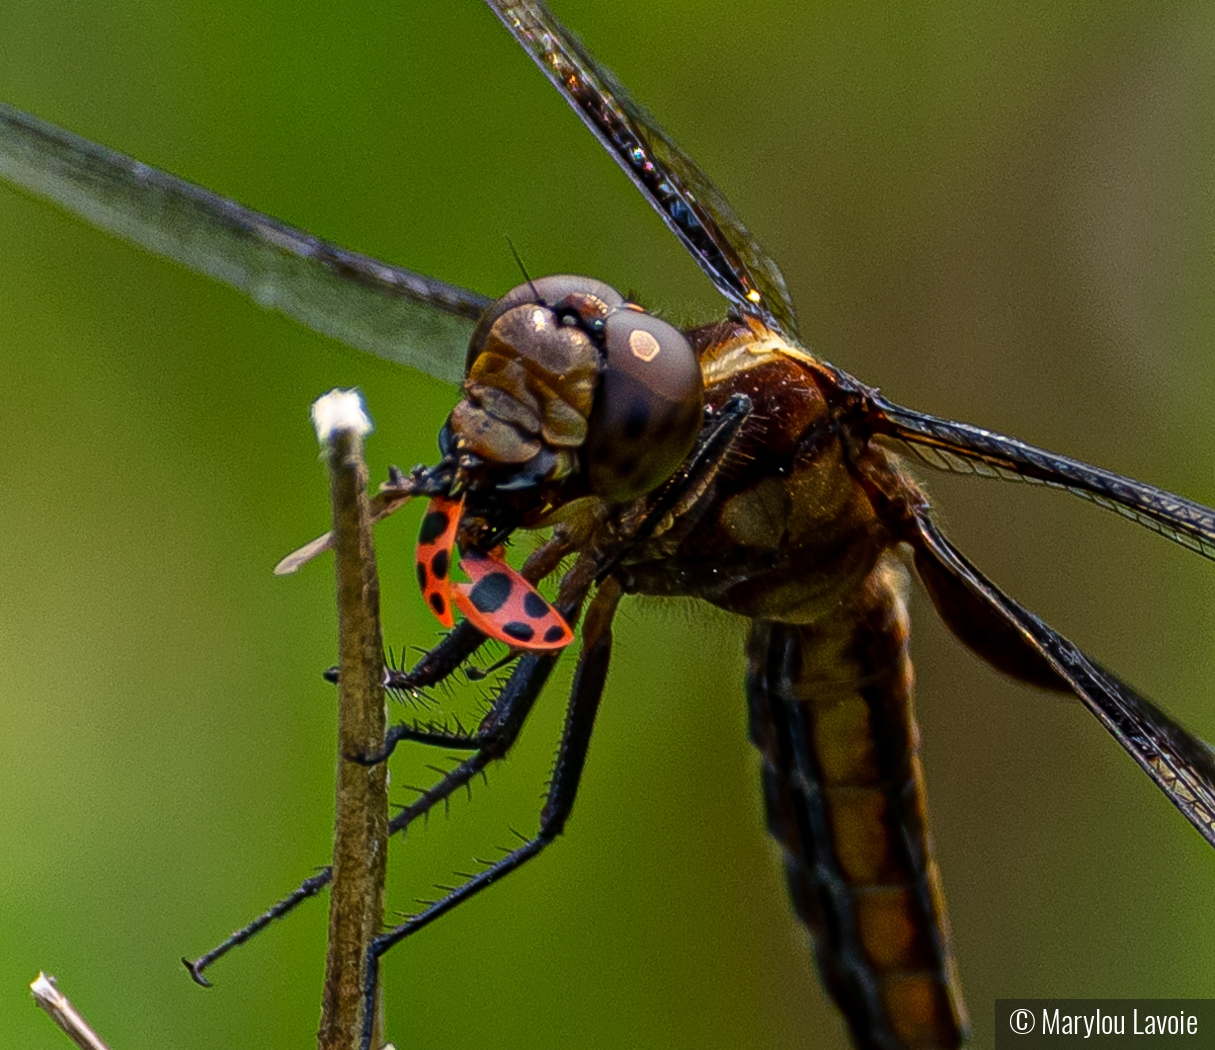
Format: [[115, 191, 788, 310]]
[[617, 457, 638, 478], [623, 398, 651, 440], [523, 591, 549, 619], [503, 622, 535, 642], [429, 593, 447, 617], [544, 625, 567, 643], [416, 561, 428, 591], [469, 572, 512, 614], [430, 549, 449, 581], [418, 511, 449, 544]]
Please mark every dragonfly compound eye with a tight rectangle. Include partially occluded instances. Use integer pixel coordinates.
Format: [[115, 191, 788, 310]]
[[584, 307, 704, 503]]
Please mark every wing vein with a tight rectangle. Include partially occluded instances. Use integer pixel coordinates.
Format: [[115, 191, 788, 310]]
[[0, 100, 490, 385]]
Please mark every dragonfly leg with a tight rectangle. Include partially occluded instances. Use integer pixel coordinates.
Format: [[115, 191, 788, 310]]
[[323, 619, 488, 690], [361, 640, 562, 762], [385, 648, 560, 828], [379, 550, 601, 828], [182, 869, 335, 986], [358, 537, 596, 762], [183, 648, 561, 987], [359, 577, 622, 1050], [595, 392, 751, 582], [184, 550, 596, 985]]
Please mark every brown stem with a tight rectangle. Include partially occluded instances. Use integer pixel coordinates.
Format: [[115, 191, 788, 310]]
[[315, 394, 389, 1050]]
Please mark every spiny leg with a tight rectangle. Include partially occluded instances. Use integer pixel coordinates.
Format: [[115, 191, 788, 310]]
[[354, 398, 752, 1031], [595, 392, 750, 581], [182, 868, 334, 985], [184, 636, 491, 983], [184, 552, 596, 985], [183, 649, 560, 985], [324, 619, 487, 690], [359, 577, 623, 1050], [365, 539, 599, 762], [367, 551, 605, 830], [385, 649, 558, 830]]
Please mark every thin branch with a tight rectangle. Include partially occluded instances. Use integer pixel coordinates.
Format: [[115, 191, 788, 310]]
[[30, 973, 113, 1050], [313, 390, 390, 1050]]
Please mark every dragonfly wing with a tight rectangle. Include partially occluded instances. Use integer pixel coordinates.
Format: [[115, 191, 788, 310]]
[[485, 0, 799, 341], [873, 394, 1215, 562], [0, 101, 491, 386], [909, 506, 1215, 849]]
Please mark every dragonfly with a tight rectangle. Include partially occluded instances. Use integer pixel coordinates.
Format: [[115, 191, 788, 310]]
[[7, 2, 1215, 1050]]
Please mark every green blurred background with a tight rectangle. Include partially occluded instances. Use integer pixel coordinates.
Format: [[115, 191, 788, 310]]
[[2, 1, 1214, 1048]]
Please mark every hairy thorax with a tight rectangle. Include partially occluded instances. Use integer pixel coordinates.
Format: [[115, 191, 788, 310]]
[[620, 321, 893, 626]]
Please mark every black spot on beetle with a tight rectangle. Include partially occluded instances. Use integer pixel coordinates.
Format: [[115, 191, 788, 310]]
[[523, 591, 549, 619], [468, 572, 512, 614], [416, 561, 428, 591], [543, 625, 567, 643], [429, 593, 447, 617], [418, 510, 449, 544], [502, 622, 535, 642], [430, 549, 449, 581]]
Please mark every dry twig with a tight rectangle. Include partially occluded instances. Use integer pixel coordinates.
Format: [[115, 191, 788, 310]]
[[313, 390, 390, 1050], [30, 972, 113, 1050]]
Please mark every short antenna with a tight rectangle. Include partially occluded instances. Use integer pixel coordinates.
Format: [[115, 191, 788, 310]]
[[505, 237, 542, 303]]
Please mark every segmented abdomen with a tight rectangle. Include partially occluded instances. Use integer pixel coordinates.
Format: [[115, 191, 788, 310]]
[[746, 555, 968, 1050]]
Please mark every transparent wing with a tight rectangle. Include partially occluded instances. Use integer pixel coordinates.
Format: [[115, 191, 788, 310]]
[[486, 0, 799, 341], [0, 101, 492, 386], [873, 394, 1215, 561], [910, 508, 1215, 849]]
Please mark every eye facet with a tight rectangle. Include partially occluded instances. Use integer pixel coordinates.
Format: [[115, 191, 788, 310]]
[[584, 308, 704, 503]]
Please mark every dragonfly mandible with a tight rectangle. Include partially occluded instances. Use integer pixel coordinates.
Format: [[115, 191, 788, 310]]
[[3, 2, 1214, 1049]]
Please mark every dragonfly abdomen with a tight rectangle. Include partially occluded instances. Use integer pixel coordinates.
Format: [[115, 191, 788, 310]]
[[746, 556, 968, 1050]]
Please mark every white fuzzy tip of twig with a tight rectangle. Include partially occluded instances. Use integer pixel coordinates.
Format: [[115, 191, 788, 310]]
[[30, 972, 112, 1050], [30, 972, 60, 1003], [311, 389, 373, 443]]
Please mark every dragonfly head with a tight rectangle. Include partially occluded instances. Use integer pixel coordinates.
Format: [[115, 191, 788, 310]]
[[441, 275, 705, 521]]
